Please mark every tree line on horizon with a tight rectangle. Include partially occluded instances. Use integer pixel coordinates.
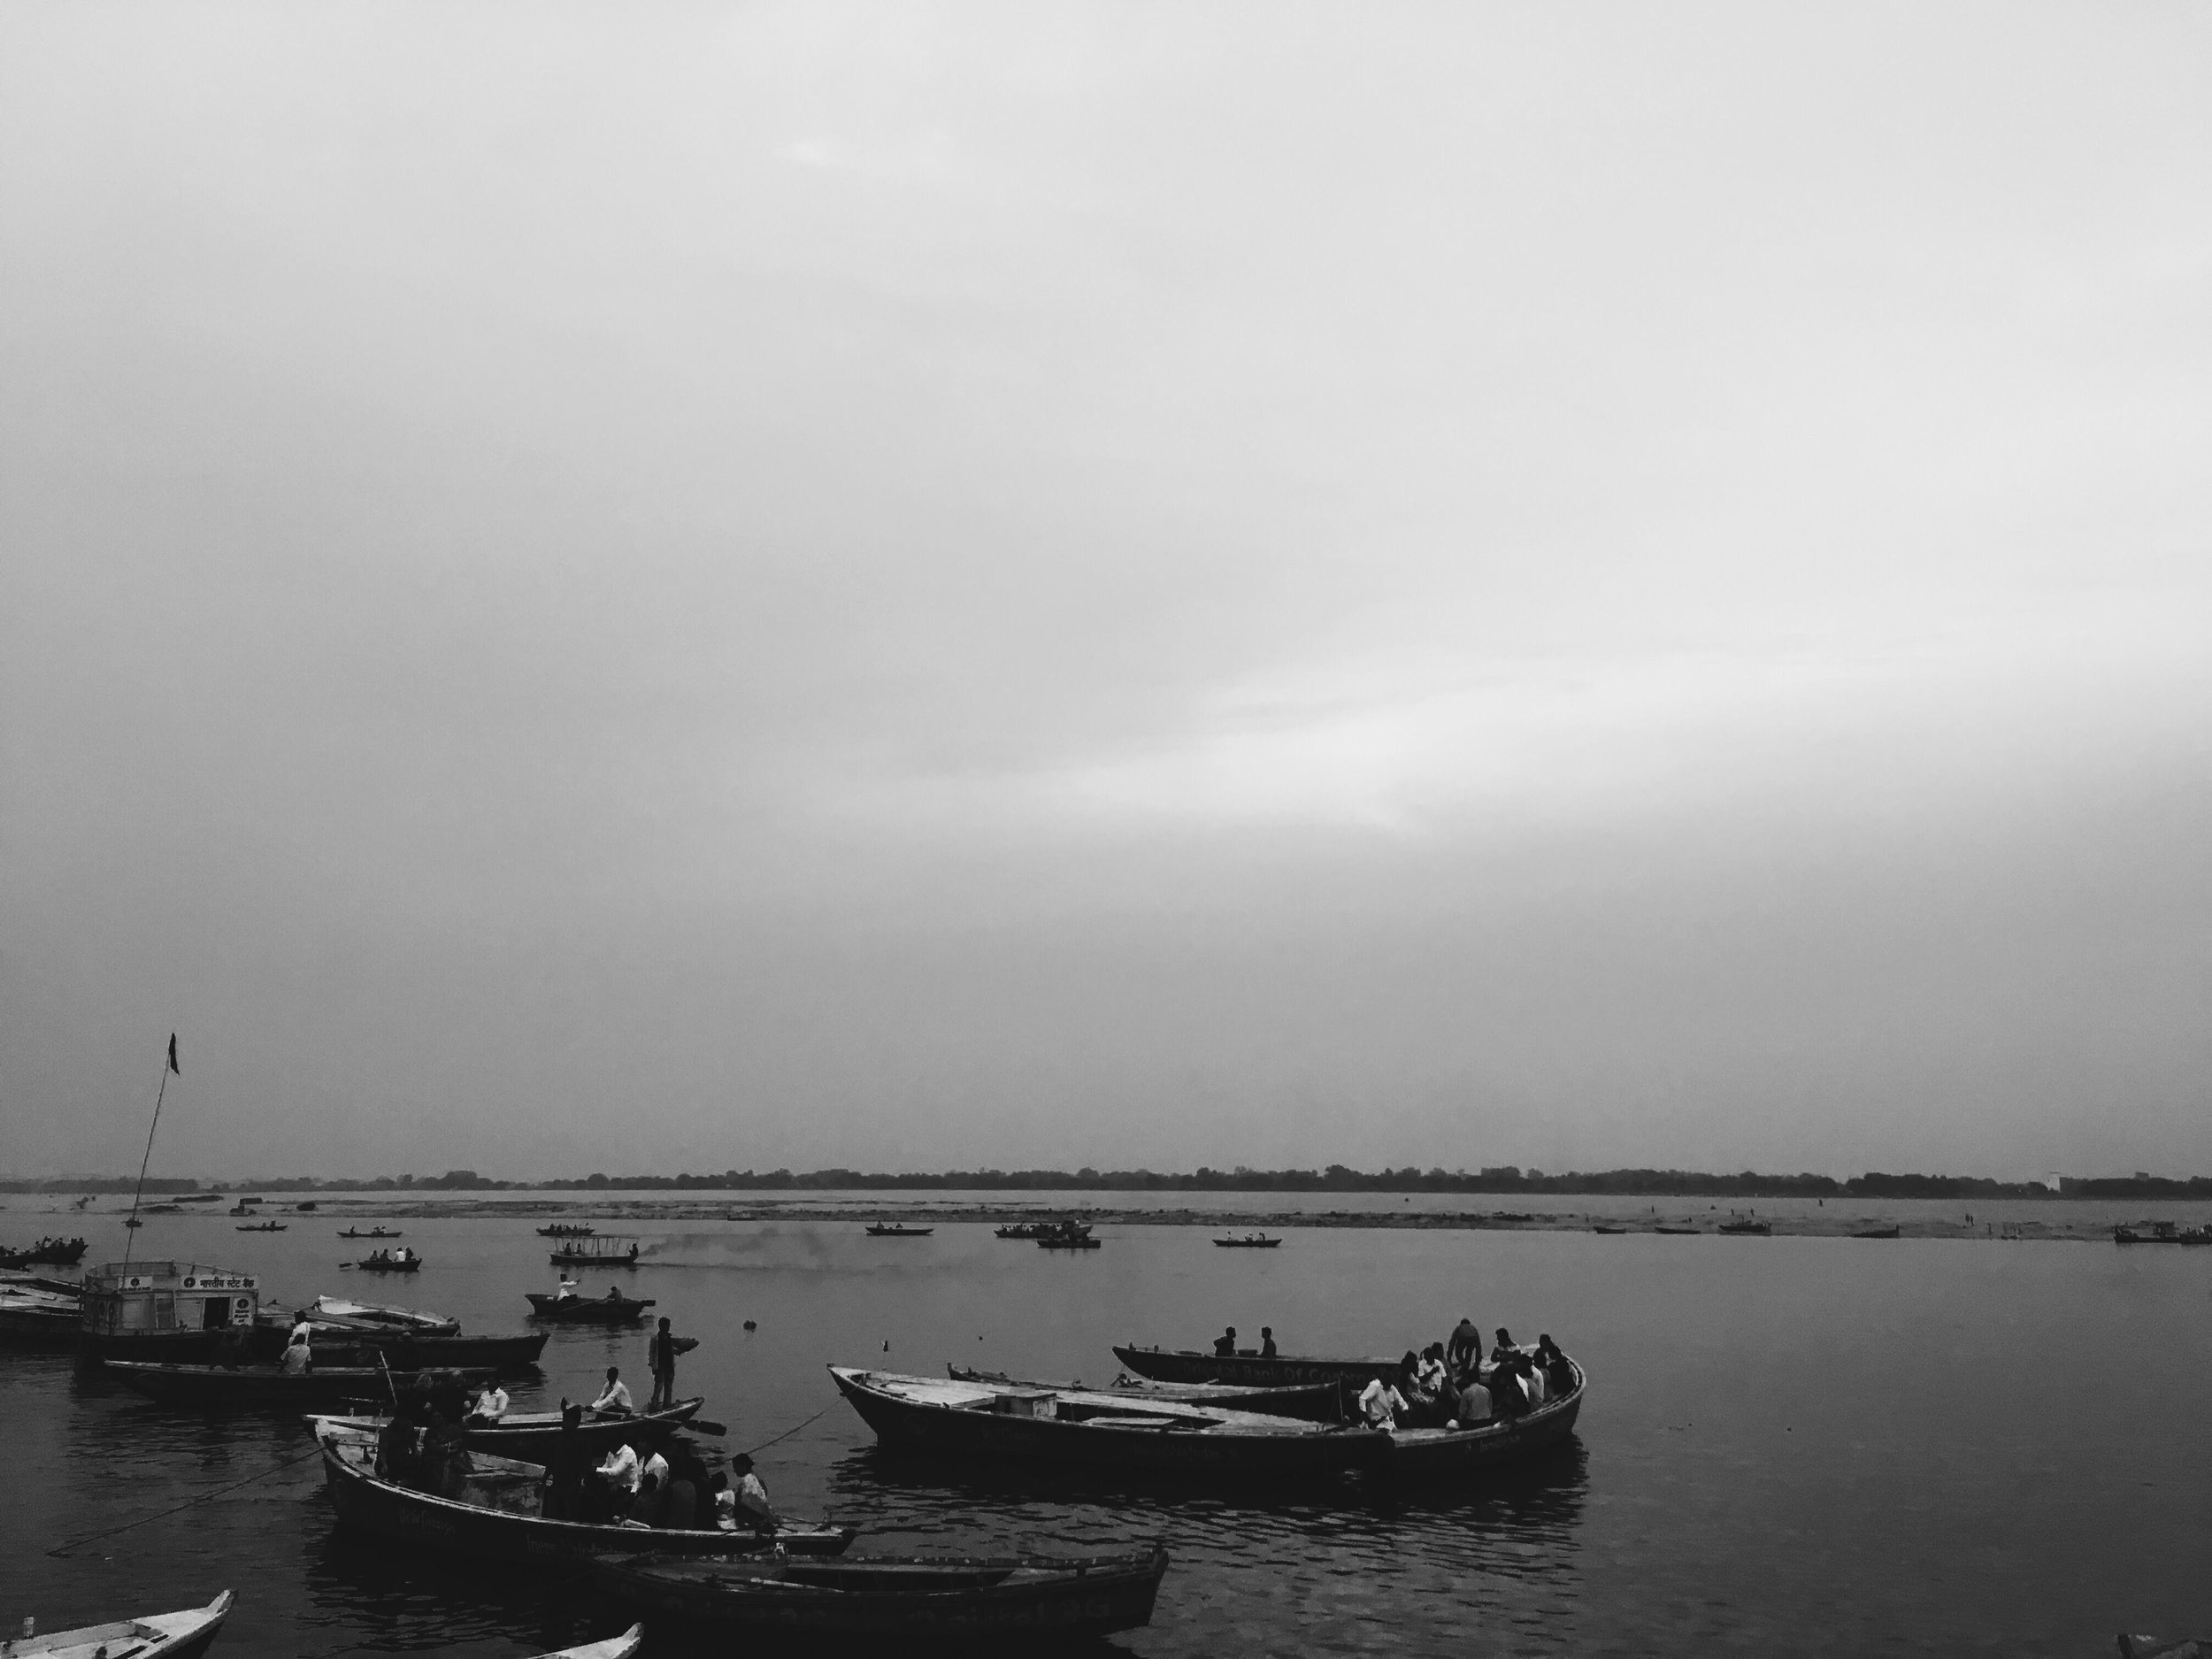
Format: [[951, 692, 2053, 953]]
[[7, 1166, 2210, 1200]]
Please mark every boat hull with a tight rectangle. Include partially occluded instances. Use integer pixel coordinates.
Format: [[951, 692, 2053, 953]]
[[11, 1590, 234, 1658], [526, 1294, 655, 1325], [318, 1431, 853, 1565], [831, 1367, 1381, 1477], [266, 1331, 550, 1373], [107, 1360, 497, 1408], [310, 1396, 705, 1459], [946, 1366, 1347, 1423], [596, 1548, 1169, 1639], [1370, 1363, 1586, 1479], [1113, 1345, 1401, 1390]]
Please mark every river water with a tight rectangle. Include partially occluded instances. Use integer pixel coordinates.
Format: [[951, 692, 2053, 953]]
[[5, 1201, 2208, 1655]]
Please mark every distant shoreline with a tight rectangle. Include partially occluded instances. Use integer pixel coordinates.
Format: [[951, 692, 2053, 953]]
[[49, 1194, 2169, 1243]]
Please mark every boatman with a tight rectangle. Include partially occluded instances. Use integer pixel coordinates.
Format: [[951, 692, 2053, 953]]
[[591, 1364, 634, 1416], [647, 1316, 698, 1411], [555, 1277, 580, 1302]]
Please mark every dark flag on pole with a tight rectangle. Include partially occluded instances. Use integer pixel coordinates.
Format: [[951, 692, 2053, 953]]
[[167, 1033, 180, 1076]]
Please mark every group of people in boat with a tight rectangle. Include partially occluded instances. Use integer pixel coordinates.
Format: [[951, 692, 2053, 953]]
[[1356, 1325, 1575, 1432], [542, 1416, 773, 1533]]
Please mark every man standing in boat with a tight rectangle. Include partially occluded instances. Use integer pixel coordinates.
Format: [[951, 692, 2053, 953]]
[[648, 1315, 698, 1411]]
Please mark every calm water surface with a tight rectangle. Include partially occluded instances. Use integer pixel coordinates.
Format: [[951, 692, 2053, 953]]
[[4, 1204, 2208, 1655]]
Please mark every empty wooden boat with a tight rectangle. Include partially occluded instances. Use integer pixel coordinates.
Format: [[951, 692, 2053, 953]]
[[946, 1364, 1346, 1422], [831, 1367, 1380, 1476], [105, 1360, 496, 1408], [864, 1224, 933, 1237], [4, 1591, 234, 1659], [315, 1425, 853, 1563], [298, 1294, 457, 1333], [536, 1625, 641, 1659], [308, 1395, 705, 1458], [525, 1291, 656, 1324], [596, 1546, 1169, 1639]]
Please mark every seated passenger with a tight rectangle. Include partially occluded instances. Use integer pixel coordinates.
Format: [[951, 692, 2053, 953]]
[[1537, 1334, 1576, 1397], [626, 1470, 668, 1529], [469, 1382, 510, 1424], [592, 1366, 634, 1415], [1260, 1326, 1278, 1358], [1357, 1372, 1406, 1431], [730, 1452, 777, 1533], [1394, 1350, 1446, 1428], [1457, 1372, 1494, 1425], [1491, 1326, 1519, 1363], [1213, 1326, 1238, 1358], [1416, 1343, 1448, 1395], [596, 1437, 642, 1506], [280, 1333, 312, 1376]]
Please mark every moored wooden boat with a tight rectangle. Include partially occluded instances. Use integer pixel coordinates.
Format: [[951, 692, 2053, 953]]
[[273, 1325, 549, 1373], [947, 1364, 1346, 1422], [0, 1273, 82, 1345], [1212, 1233, 1281, 1248], [298, 1294, 458, 1333], [309, 1395, 704, 1458], [830, 1366, 1381, 1476], [1036, 1234, 1101, 1249], [1113, 1343, 1400, 1390], [316, 1425, 854, 1563], [595, 1546, 1169, 1640], [1653, 1225, 1701, 1235], [106, 1358, 497, 1407], [864, 1224, 933, 1237], [1591, 1225, 1627, 1234], [526, 1290, 656, 1324], [1850, 1225, 1901, 1239], [4, 1590, 234, 1658], [1716, 1219, 1771, 1235], [337, 1227, 404, 1239]]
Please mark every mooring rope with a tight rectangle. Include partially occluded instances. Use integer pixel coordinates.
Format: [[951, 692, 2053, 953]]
[[743, 1404, 831, 1456], [47, 1441, 326, 1557]]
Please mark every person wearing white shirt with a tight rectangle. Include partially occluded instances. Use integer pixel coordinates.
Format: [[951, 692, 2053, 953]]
[[555, 1278, 580, 1302], [1356, 1375, 1404, 1431], [469, 1383, 510, 1423], [591, 1366, 634, 1415], [596, 1440, 641, 1496], [280, 1333, 312, 1376], [640, 1448, 670, 1492]]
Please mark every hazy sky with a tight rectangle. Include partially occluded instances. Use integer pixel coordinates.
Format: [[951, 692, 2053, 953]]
[[4, 3, 2207, 1181]]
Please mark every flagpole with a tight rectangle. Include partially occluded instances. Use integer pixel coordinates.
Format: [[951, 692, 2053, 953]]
[[123, 1035, 178, 1268]]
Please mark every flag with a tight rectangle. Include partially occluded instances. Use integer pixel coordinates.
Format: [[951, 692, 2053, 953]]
[[167, 1033, 180, 1076]]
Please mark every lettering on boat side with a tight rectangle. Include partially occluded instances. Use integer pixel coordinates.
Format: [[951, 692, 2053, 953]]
[[180, 1275, 257, 1289]]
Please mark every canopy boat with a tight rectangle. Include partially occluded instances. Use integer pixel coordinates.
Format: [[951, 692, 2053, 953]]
[[526, 1290, 656, 1325], [596, 1546, 1169, 1640], [337, 1227, 403, 1240], [79, 1260, 260, 1363], [1213, 1234, 1281, 1248], [549, 1237, 642, 1268], [946, 1365, 1345, 1422], [309, 1395, 705, 1459], [353, 1248, 422, 1273], [4, 1591, 234, 1659], [1850, 1225, 1901, 1239], [1114, 1343, 1401, 1390], [235, 1222, 287, 1232], [1717, 1219, 1771, 1236], [538, 1626, 641, 1659], [105, 1359, 496, 1408], [0, 1238, 88, 1269], [538, 1224, 596, 1238], [829, 1367, 1381, 1476], [315, 1425, 854, 1563], [0, 1273, 82, 1345], [864, 1225, 933, 1237]]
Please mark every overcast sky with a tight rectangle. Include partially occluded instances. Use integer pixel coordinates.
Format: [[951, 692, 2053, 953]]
[[3, 3, 2207, 1182]]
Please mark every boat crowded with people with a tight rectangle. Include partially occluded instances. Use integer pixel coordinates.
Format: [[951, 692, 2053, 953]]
[[0, 1236, 89, 1268]]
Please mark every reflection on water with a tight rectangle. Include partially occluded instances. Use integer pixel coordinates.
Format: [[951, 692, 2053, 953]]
[[9, 1216, 2212, 1656]]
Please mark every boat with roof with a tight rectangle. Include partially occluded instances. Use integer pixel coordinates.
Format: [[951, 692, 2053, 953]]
[[78, 1259, 261, 1363]]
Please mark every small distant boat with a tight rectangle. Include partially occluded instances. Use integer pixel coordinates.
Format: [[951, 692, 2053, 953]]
[[338, 1227, 403, 1239], [549, 1236, 642, 1268], [351, 1248, 422, 1273], [1850, 1225, 1901, 1240], [526, 1290, 656, 1325], [4, 1591, 234, 1658], [864, 1225, 933, 1238], [1492, 1212, 1535, 1223], [994, 1221, 1084, 1240], [0, 1238, 88, 1268], [1213, 1233, 1281, 1248], [538, 1223, 596, 1238], [595, 1547, 1170, 1640], [296, 1201, 319, 1212], [1717, 1219, 1771, 1236], [1654, 1225, 1702, 1236], [537, 1626, 642, 1659], [234, 1221, 288, 1233], [2115, 1223, 2191, 1245], [1591, 1225, 1628, 1234], [1037, 1233, 1101, 1249], [123, 1217, 144, 1228]]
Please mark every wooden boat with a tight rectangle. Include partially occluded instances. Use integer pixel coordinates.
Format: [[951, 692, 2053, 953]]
[[299, 1294, 457, 1334], [526, 1290, 656, 1325], [4, 1591, 234, 1658], [1591, 1225, 1628, 1234], [296, 1201, 319, 1212], [1850, 1225, 1901, 1239], [549, 1237, 642, 1268], [337, 1227, 403, 1240], [1364, 1358, 1587, 1479], [538, 1224, 596, 1237], [1113, 1343, 1401, 1390], [0, 1273, 82, 1344], [1717, 1219, 1771, 1236], [2116, 1224, 2183, 1244], [316, 1425, 854, 1563], [0, 1238, 88, 1269], [1653, 1225, 1702, 1236], [947, 1365, 1345, 1423], [992, 1221, 1078, 1240], [105, 1359, 497, 1408], [78, 1260, 262, 1363], [353, 1248, 422, 1273], [864, 1225, 933, 1237], [268, 1320, 550, 1373], [596, 1546, 1169, 1639], [830, 1367, 1383, 1476], [309, 1395, 706, 1459], [1213, 1233, 1282, 1248], [537, 1625, 641, 1659], [234, 1222, 288, 1232], [1037, 1234, 1101, 1250]]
